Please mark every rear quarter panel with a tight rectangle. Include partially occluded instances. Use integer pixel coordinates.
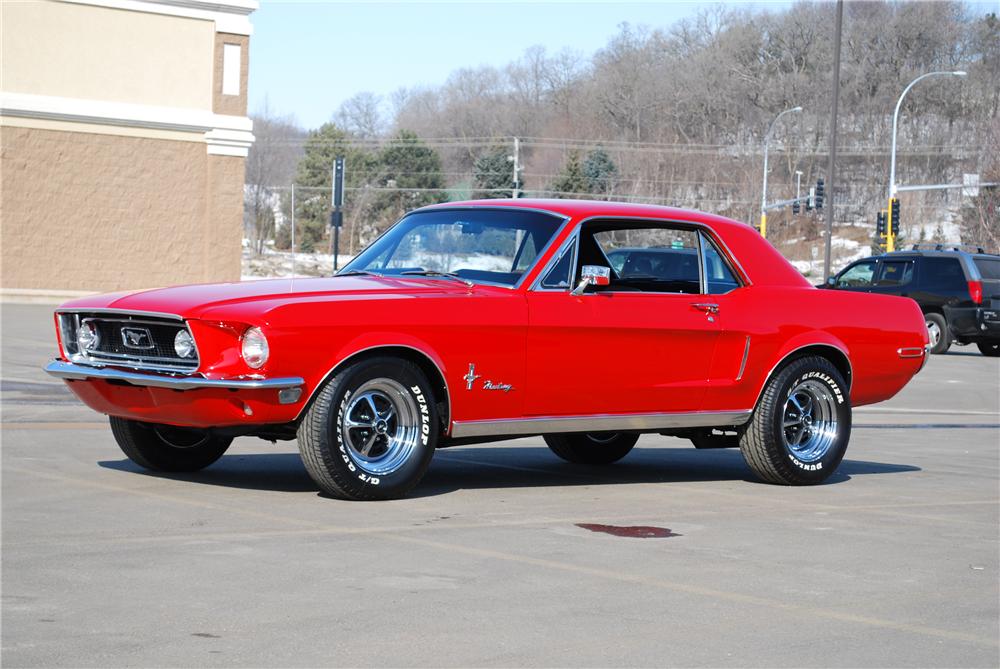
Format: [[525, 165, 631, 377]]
[[707, 286, 927, 411]]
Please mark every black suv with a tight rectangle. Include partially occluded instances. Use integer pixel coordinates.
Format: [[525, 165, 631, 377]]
[[824, 245, 1000, 356]]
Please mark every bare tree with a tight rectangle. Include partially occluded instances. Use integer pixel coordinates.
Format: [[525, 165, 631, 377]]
[[244, 98, 303, 254], [333, 91, 385, 139]]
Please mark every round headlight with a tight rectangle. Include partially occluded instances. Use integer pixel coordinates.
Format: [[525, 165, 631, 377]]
[[241, 326, 269, 369], [76, 321, 100, 352], [174, 329, 196, 359]]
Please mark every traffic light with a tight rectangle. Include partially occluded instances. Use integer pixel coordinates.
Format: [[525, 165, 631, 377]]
[[876, 211, 887, 237], [792, 201, 800, 215], [889, 198, 900, 236], [815, 179, 825, 210]]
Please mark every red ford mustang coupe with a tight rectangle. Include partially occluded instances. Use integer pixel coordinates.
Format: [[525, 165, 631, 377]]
[[47, 200, 928, 500]]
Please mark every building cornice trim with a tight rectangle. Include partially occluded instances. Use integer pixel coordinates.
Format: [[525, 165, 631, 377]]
[[0, 92, 254, 156], [57, 0, 257, 35]]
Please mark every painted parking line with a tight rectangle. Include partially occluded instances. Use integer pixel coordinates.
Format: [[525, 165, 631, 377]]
[[855, 407, 999, 416]]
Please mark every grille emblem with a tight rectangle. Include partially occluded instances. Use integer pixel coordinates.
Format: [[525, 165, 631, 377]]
[[121, 327, 154, 350]]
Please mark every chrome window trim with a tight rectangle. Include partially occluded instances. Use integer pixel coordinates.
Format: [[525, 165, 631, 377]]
[[531, 232, 579, 291], [571, 214, 752, 288], [537, 215, 749, 295], [45, 360, 303, 391], [338, 205, 572, 292], [451, 410, 752, 439]]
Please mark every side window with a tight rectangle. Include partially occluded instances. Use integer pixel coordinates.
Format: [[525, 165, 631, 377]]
[[920, 257, 966, 291], [591, 226, 701, 294], [837, 261, 877, 288], [540, 240, 574, 289], [700, 233, 740, 295], [876, 260, 914, 286]]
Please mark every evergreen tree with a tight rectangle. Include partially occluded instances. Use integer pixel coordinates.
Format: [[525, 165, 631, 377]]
[[582, 148, 618, 198], [549, 151, 590, 198], [473, 147, 515, 199], [293, 123, 376, 252], [371, 130, 448, 225]]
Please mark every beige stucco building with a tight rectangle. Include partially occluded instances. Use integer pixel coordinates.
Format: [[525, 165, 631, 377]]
[[1, 0, 257, 296]]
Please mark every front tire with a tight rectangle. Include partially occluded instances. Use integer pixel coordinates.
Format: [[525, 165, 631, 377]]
[[976, 342, 1000, 357], [109, 417, 232, 472], [739, 356, 851, 485], [925, 313, 950, 354], [544, 432, 639, 465], [297, 357, 438, 500]]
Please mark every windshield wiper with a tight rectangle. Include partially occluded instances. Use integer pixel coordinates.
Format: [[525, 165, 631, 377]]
[[336, 270, 384, 278], [400, 270, 474, 288]]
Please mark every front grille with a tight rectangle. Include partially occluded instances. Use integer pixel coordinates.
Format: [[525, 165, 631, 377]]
[[59, 312, 199, 372]]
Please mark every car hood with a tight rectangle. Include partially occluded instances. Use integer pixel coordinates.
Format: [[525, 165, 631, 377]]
[[59, 276, 471, 320]]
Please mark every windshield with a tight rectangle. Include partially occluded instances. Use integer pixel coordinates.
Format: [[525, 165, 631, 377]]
[[342, 208, 564, 287]]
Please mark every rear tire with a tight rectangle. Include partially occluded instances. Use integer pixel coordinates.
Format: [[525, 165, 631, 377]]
[[109, 417, 232, 472], [739, 356, 851, 485], [544, 432, 638, 465], [297, 357, 438, 500], [925, 313, 950, 354], [977, 342, 1000, 357]]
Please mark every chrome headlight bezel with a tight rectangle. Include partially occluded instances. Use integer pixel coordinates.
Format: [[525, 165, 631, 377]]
[[76, 320, 100, 353], [241, 326, 269, 369], [173, 329, 196, 359]]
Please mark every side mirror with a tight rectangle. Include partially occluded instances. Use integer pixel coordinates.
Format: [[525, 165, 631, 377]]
[[571, 265, 611, 296], [826, 276, 837, 288]]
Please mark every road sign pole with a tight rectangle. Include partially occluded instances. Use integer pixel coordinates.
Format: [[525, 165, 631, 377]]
[[331, 156, 345, 272]]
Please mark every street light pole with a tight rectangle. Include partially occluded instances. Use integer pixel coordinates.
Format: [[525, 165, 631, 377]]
[[822, 0, 843, 282], [760, 106, 802, 239], [887, 69, 966, 252]]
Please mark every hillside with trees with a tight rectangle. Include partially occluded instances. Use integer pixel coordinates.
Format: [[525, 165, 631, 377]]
[[246, 1, 999, 277]]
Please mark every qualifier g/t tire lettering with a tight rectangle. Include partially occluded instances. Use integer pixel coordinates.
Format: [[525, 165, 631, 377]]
[[739, 355, 851, 485]]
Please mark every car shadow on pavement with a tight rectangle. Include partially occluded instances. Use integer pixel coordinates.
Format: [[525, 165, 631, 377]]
[[98, 445, 920, 498]]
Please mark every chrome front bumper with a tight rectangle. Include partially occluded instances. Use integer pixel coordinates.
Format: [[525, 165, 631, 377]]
[[45, 360, 304, 391]]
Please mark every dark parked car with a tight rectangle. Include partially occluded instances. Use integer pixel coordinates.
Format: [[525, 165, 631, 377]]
[[824, 245, 1000, 356]]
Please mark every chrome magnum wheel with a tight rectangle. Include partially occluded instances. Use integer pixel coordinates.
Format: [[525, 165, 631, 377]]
[[298, 357, 438, 500], [781, 379, 839, 463], [739, 355, 851, 485], [341, 379, 422, 477]]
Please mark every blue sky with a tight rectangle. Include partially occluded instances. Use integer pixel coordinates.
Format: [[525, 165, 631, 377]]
[[249, 1, 789, 129]]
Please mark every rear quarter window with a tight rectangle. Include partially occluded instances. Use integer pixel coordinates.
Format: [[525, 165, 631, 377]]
[[973, 257, 1000, 280], [919, 257, 966, 291]]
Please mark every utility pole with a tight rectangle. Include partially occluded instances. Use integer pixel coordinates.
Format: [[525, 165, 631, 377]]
[[822, 0, 843, 282], [760, 106, 802, 239], [290, 184, 296, 277], [511, 137, 521, 199]]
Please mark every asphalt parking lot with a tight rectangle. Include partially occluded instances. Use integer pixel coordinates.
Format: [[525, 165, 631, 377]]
[[2, 303, 998, 668]]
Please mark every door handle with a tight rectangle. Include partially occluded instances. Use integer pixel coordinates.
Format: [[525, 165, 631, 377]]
[[692, 303, 720, 314]]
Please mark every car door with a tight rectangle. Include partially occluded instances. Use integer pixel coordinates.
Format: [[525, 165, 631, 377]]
[[524, 220, 722, 417], [869, 258, 916, 298]]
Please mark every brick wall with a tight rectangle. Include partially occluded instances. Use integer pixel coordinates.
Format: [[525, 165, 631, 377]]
[[1, 125, 243, 292]]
